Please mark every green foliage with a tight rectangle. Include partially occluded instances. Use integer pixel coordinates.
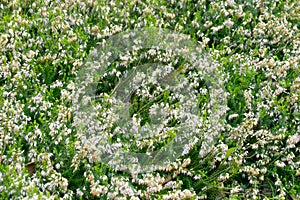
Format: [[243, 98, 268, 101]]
[[0, 0, 299, 199]]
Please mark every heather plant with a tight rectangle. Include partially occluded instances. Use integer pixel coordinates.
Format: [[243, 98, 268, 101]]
[[0, 0, 299, 199]]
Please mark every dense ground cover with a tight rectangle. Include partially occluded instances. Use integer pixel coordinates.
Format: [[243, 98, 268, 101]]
[[0, 0, 299, 199]]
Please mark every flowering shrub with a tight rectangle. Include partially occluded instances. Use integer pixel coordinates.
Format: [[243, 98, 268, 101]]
[[0, 0, 299, 199]]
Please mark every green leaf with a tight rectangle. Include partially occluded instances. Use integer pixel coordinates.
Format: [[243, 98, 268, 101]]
[[219, 147, 237, 166]]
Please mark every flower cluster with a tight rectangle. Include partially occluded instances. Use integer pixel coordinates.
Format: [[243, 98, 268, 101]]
[[0, 0, 299, 199]]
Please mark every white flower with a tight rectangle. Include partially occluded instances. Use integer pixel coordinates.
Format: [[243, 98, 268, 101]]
[[148, 49, 156, 56], [226, 0, 236, 8], [55, 163, 60, 170], [182, 158, 191, 168], [218, 173, 229, 182], [275, 160, 285, 168], [211, 25, 224, 34], [260, 167, 267, 174], [60, 177, 68, 191], [275, 178, 282, 186], [41, 170, 47, 177], [228, 113, 239, 120], [296, 169, 300, 176], [224, 19, 234, 28], [230, 186, 242, 194], [203, 21, 213, 30], [251, 143, 259, 150], [287, 133, 300, 146], [0, 34, 8, 51]]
